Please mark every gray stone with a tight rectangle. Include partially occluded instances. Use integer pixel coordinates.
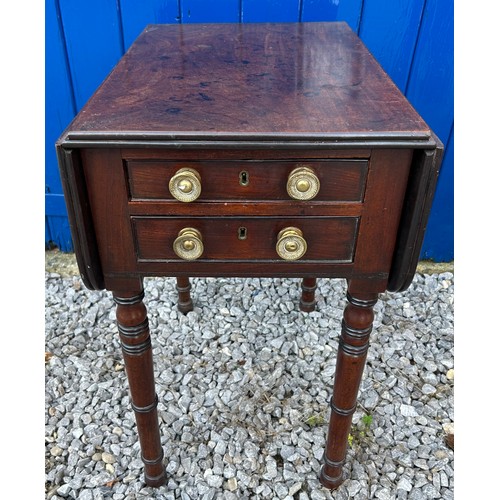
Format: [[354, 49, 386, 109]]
[[226, 477, 238, 491], [310, 490, 327, 500], [102, 452, 116, 464], [280, 445, 295, 460], [400, 404, 419, 417], [397, 476, 412, 492], [407, 435, 420, 449], [283, 466, 300, 482], [440, 471, 449, 488], [375, 488, 392, 500], [79, 490, 94, 500], [414, 459, 429, 470], [274, 482, 289, 499], [206, 474, 223, 488], [421, 384, 437, 395], [196, 481, 211, 495], [422, 483, 441, 499], [50, 445, 64, 457], [363, 389, 379, 409], [263, 459, 278, 480], [289, 482, 303, 496], [347, 480, 362, 496], [414, 473, 428, 488], [408, 489, 425, 500], [56, 484, 72, 497]]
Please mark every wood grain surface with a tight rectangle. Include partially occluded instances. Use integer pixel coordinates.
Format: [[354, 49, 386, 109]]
[[62, 22, 430, 141]]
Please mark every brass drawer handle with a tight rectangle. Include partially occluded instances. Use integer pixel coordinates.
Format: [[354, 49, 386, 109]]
[[173, 228, 204, 260], [169, 168, 201, 202], [287, 166, 320, 200], [276, 227, 307, 260]]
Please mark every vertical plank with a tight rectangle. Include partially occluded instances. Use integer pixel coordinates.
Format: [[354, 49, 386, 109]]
[[301, 0, 363, 33], [242, 0, 301, 23], [46, 0, 75, 194], [46, 218, 53, 249], [405, 0, 454, 144], [120, 0, 180, 50], [405, 0, 454, 261], [46, 191, 75, 251], [58, 0, 124, 110], [46, 0, 77, 250], [46, 216, 74, 252], [421, 126, 454, 262], [181, 0, 240, 23], [358, 0, 426, 91]]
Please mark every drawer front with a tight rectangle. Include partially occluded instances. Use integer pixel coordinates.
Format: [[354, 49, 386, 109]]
[[132, 216, 359, 262], [126, 159, 367, 202]]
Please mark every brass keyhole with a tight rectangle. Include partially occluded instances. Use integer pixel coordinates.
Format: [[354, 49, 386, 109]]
[[238, 227, 248, 240], [239, 170, 249, 186]]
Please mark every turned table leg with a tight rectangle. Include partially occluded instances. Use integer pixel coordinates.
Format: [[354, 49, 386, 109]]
[[320, 282, 378, 489], [300, 277, 317, 312], [176, 276, 194, 314], [113, 289, 166, 487]]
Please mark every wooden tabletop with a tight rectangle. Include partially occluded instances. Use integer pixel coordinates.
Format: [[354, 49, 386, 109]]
[[62, 22, 430, 143]]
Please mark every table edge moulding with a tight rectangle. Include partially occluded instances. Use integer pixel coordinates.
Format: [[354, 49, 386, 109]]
[[56, 22, 443, 490]]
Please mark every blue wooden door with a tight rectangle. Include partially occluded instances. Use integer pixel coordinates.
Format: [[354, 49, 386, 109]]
[[46, 0, 453, 261]]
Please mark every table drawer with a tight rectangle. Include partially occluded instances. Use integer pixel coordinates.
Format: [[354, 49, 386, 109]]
[[132, 216, 359, 262], [126, 159, 367, 202]]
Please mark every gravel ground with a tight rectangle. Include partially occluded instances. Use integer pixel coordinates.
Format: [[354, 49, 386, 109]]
[[45, 269, 454, 500]]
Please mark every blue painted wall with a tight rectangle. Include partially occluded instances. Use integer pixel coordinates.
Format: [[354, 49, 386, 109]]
[[46, 0, 453, 261]]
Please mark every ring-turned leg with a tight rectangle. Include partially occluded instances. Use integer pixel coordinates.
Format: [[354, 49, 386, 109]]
[[113, 289, 166, 487], [300, 277, 317, 312], [320, 282, 378, 489], [176, 277, 193, 314]]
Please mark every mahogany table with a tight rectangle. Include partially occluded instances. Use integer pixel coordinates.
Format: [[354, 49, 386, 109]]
[[56, 22, 442, 490]]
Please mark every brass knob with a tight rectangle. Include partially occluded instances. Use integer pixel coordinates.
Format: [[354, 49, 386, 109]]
[[287, 166, 320, 200], [173, 228, 204, 260], [169, 168, 201, 202], [276, 227, 307, 260]]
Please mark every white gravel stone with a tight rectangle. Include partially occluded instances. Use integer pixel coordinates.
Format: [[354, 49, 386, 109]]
[[400, 404, 419, 417], [421, 383, 437, 395], [397, 476, 413, 491], [101, 452, 115, 464], [274, 482, 289, 498], [206, 473, 223, 488], [375, 488, 392, 500], [50, 445, 64, 457]]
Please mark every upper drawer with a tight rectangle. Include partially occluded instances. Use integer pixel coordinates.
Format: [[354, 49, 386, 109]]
[[126, 159, 368, 202]]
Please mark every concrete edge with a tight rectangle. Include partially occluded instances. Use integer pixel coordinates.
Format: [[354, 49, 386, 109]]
[[45, 249, 454, 279]]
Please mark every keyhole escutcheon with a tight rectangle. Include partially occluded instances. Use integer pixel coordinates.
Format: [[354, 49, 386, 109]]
[[239, 170, 249, 186]]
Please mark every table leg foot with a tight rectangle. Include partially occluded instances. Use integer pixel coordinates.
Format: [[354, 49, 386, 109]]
[[319, 463, 345, 490], [176, 277, 194, 314], [300, 277, 317, 312], [114, 289, 167, 488], [320, 283, 378, 489], [144, 466, 168, 488]]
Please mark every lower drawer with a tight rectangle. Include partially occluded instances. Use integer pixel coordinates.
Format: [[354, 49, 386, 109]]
[[132, 216, 359, 262]]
